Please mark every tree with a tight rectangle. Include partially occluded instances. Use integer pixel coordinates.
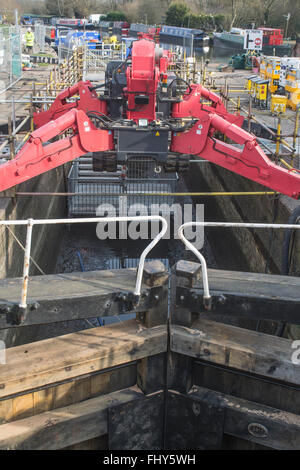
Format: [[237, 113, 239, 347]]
[[137, 0, 167, 25], [262, 0, 277, 25], [45, 0, 74, 17], [165, 2, 190, 26], [105, 11, 128, 21]]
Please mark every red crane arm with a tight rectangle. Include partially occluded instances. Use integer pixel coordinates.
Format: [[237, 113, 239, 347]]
[[0, 109, 114, 193], [171, 113, 300, 199], [172, 84, 244, 127], [1, 37, 299, 200], [33, 81, 107, 129]]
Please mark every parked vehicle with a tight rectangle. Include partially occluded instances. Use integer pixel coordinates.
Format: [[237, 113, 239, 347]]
[[88, 14, 106, 25], [214, 27, 292, 56]]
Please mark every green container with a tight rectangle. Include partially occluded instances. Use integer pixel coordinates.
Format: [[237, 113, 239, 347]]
[[229, 54, 246, 70]]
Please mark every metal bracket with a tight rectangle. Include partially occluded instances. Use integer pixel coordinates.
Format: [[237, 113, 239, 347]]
[[0, 302, 39, 326]]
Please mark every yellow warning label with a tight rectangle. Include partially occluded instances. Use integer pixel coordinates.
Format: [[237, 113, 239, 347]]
[[155, 131, 160, 136]]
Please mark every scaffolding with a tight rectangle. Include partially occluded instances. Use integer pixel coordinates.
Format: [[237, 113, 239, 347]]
[[0, 26, 22, 93], [82, 43, 127, 81]]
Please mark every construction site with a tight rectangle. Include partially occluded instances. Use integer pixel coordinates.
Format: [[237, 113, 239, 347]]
[[0, 21, 299, 452]]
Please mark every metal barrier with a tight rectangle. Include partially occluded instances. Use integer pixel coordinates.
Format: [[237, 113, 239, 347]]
[[178, 221, 300, 308], [1, 216, 168, 309], [67, 156, 178, 217], [0, 26, 22, 93], [82, 43, 126, 81], [34, 24, 46, 53]]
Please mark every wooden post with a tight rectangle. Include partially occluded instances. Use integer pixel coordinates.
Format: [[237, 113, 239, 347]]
[[166, 260, 200, 394], [136, 260, 168, 395], [171, 260, 201, 327], [136, 260, 168, 328]]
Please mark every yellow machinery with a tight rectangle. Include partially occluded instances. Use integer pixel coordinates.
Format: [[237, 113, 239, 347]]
[[266, 58, 281, 94], [255, 79, 269, 108], [109, 35, 118, 44], [285, 69, 300, 110], [271, 94, 287, 114], [259, 56, 267, 79], [249, 76, 261, 100], [245, 75, 258, 91]]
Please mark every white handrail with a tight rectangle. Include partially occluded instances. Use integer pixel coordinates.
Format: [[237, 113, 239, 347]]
[[178, 221, 300, 309], [0, 216, 168, 309]]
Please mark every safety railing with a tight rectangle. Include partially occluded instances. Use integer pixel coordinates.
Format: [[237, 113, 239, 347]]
[[1, 216, 168, 310], [178, 221, 300, 309], [82, 43, 127, 80]]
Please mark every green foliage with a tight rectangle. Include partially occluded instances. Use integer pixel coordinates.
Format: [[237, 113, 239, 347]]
[[15, 0, 300, 35], [105, 11, 128, 22], [165, 3, 190, 26], [165, 2, 225, 30], [45, 0, 94, 18], [182, 12, 225, 30]]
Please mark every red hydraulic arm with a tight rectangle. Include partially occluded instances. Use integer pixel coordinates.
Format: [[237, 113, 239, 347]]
[[0, 109, 114, 193], [171, 112, 300, 199], [1, 36, 300, 199], [34, 81, 107, 129], [172, 83, 244, 127]]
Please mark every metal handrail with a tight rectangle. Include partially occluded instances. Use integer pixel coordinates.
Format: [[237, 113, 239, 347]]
[[178, 221, 300, 310], [0, 216, 168, 309]]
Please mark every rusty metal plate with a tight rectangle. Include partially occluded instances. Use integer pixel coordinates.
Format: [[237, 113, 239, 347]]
[[108, 391, 164, 450], [165, 391, 225, 450]]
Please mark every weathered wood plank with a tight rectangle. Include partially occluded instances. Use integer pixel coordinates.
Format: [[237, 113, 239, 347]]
[[177, 286, 300, 324], [0, 363, 137, 425], [193, 360, 300, 415], [187, 386, 300, 450], [0, 269, 159, 328], [0, 319, 167, 399], [198, 266, 300, 299], [0, 269, 138, 301], [0, 387, 144, 450], [170, 319, 300, 385], [175, 262, 300, 324]]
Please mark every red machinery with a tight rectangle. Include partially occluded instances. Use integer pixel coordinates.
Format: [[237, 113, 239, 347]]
[[1, 37, 300, 199], [258, 28, 284, 47]]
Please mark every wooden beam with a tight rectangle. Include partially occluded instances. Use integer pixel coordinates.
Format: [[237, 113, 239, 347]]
[[0, 268, 159, 328], [0, 387, 144, 450], [0, 319, 167, 399], [176, 262, 300, 299], [175, 263, 300, 324], [170, 319, 300, 385], [185, 386, 300, 450]]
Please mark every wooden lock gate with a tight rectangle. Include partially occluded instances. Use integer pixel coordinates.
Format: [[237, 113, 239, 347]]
[[0, 259, 299, 450]]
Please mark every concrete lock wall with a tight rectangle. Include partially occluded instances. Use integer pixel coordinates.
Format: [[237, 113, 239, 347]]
[[184, 162, 300, 275], [184, 161, 300, 341], [0, 166, 67, 347]]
